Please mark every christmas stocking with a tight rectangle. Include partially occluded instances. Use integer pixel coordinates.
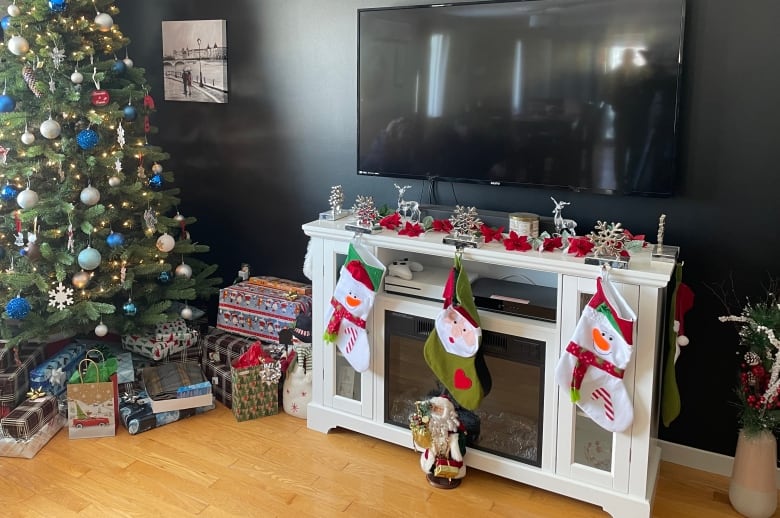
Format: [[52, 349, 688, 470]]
[[424, 254, 491, 410], [324, 241, 385, 373], [554, 274, 636, 432]]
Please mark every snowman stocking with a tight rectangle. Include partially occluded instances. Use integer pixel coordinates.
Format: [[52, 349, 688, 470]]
[[424, 254, 491, 410], [323, 241, 385, 373], [554, 274, 636, 432]]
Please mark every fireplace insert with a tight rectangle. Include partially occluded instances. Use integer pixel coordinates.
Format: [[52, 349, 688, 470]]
[[383, 310, 545, 467]]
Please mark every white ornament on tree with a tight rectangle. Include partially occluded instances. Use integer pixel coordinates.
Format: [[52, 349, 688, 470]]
[[71, 67, 84, 85], [80, 184, 101, 206], [95, 322, 108, 337], [175, 262, 192, 279], [94, 12, 113, 32], [48, 282, 75, 310], [180, 305, 193, 320], [8, 35, 29, 56], [16, 187, 39, 209], [40, 116, 62, 139], [21, 126, 35, 145], [77, 246, 102, 270], [156, 233, 175, 253], [7, 3, 20, 17], [108, 176, 121, 187]]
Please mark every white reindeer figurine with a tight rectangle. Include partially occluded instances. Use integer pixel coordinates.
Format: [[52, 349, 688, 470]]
[[395, 183, 421, 223], [551, 197, 577, 235]]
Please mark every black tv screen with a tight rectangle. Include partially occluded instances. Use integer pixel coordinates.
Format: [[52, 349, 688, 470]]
[[358, 0, 686, 196]]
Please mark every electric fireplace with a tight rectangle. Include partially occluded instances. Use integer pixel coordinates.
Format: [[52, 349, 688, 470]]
[[383, 310, 544, 467]]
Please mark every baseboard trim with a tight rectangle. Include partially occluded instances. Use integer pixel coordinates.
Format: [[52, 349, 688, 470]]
[[659, 439, 780, 487]]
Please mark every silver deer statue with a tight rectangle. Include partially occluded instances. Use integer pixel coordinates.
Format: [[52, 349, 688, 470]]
[[551, 197, 577, 235], [395, 184, 421, 223]]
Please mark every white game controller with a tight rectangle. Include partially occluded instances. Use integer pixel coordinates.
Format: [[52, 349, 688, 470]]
[[387, 258, 424, 280]]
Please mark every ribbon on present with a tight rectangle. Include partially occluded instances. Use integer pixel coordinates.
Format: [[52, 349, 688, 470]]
[[48, 367, 67, 389], [260, 362, 282, 385], [27, 387, 46, 400]]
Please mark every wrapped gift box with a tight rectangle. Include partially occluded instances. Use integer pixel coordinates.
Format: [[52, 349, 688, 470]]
[[142, 362, 212, 413], [29, 342, 86, 397], [231, 350, 281, 422], [217, 282, 312, 343], [0, 414, 65, 459], [202, 359, 232, 409], [119, 386, 214, 435], [0, 343, 48, 417], [0, 394, 59, 440], [202, 328, 256, 366], [121, 319, 199, 360], [248, 276, 312, 296]]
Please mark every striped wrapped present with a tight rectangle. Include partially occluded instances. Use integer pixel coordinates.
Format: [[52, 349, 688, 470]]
[[0, 414, 65, 459], [201, 328, 256, 366], [0, 394, 58, 440], [29, 342, 86, 397], [0, 343, 47, 418]]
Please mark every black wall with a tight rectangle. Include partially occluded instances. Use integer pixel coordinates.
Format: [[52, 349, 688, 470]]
[[118, 0, 780, 458]]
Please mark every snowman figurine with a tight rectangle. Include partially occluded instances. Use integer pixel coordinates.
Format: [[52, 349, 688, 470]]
[[282, 312, 313, 419]]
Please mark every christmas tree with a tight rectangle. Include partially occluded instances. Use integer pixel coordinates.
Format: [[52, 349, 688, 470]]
[[0, 0, 221, 348]]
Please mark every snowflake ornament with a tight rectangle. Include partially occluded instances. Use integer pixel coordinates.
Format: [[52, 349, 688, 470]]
[[449, 205, 482, 239], [117, 122, 125, 148], [50, 45, 66, 70], [48, 282, 74, 310], [588, 221, 628, 258], [115, 158, 123, 173]]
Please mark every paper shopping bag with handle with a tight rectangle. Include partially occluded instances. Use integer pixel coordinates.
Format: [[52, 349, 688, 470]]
[[67, 358, 117, 439]]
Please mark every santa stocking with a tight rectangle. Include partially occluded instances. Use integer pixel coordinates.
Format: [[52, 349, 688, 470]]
[[554, 274, 636, 432], [323, 241, 385, 373], [424, 255, 491, 410]]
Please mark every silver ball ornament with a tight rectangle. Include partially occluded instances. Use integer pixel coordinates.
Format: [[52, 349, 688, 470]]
[[123, 57, 134, 69], [175, 263, 192, 279], [80, 185, 101, 206], [21, 131, 35, 145], [70, 70, 84, 84], [95, 323, 108, 337], [108, 176, 121, 187], [174, 212, 185, 222], [72, 270, 90, 289], [152, 163, 163, 174], [77, 246, 102, 270], [94, 12, 113, 32], [40, 117, 62, 139], [8, 35, 29, 56], [181, 306, 193, 320], [156, 233, 175, 253], [16, 188, 39, 209], [7, 4, 20, 17]]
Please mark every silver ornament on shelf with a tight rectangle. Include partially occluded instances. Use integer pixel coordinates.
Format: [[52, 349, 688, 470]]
[[175, 262, 192, 279], [16, 187, 39, 209], [40, 117, 62, 139], [80, 185, 100, 206], [156, 233, 175, 253]]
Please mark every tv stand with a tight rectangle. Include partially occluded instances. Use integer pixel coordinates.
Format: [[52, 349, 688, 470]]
[[302, 218, 675, 518]]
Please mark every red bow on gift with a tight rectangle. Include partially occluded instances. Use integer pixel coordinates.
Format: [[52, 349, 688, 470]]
[[398, 221, 425, 237], [379, 212, 402, 230], [503, 231, 532, 251], [431, 219, 453, 233], [480, 224, 504, 244], [567, 237, 595, 257]]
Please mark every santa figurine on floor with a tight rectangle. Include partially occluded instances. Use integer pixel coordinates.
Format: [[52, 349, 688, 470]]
[[413, 395, 468, 489]]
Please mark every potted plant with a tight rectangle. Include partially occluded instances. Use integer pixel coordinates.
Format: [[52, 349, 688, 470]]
[[720, 294, 780, 518]]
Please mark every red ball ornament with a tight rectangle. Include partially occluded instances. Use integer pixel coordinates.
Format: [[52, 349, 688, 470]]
[[91, 89, 110, 107]]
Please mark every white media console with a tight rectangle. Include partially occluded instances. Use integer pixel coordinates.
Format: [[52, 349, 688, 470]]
[[302, 218, 675, 518]]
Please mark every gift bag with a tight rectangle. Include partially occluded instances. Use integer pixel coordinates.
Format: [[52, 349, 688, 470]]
[[554, 271, 637, 433], [231, 343, 281, 422], [67, 358, 117, 439]]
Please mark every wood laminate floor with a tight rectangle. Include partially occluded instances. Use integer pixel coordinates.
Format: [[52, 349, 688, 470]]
[[0, 404, 772, 517]]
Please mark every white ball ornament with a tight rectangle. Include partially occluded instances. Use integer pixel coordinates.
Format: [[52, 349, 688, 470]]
[[108, 176, 121, 187], [16, 187, 39, 209], [7, 4, 20, 17], [40, 117, 62, 139], [8, 35, 29, 56], [123, 57, 134, 69], [21, 130, 35, 145], [70, 70, 84, 84], [156, 233, 175, 253], [94, 12, 113, 32], [95, 323, 108, 337], [77, 246, 102, 270], [152, 163, 163, 174], [80, 185, 101, 206], [180, 306, 193, 320], [175, 263, 192, 279]]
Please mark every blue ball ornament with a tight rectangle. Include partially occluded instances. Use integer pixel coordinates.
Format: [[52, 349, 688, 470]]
[[158, 270, 172, 283], [112, 60, 126, 74], [1, 15, 10, 31], [0, 184, 17, 201], [0, 94, 15, 113], [6, 296, 31, 320], [123, 105, 137, 121], [106, 231, 125, 248], [77, 128, 99, 150], [77, 246, 102, 270], [148, 173, 163, 190], [123, 300, 137, 316], [48, 0, 68, 13]]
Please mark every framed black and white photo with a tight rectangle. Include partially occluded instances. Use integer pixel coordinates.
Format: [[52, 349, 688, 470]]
[[161, 19, 228, 103]]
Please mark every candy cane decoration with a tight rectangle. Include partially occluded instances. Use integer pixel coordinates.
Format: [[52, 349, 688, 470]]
[[344, 326, 358, 354], [591, 387, 615, 421]]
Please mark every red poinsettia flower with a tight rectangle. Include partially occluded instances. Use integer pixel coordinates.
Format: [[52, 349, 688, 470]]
[[567, 237, 595, 257], [503, 231, 532, 251], [480, 224, 504, 243], [379, 212, 402, 230], [398, 221, 425, 237], [541, 235, 563, 252], [432, 219, 454, 233]]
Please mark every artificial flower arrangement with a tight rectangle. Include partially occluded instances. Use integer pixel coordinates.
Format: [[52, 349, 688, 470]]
[[720, 293, 780, 436]]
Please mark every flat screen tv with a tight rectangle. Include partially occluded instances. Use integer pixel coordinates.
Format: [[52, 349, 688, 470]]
[[358, 0, 686, 196]]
